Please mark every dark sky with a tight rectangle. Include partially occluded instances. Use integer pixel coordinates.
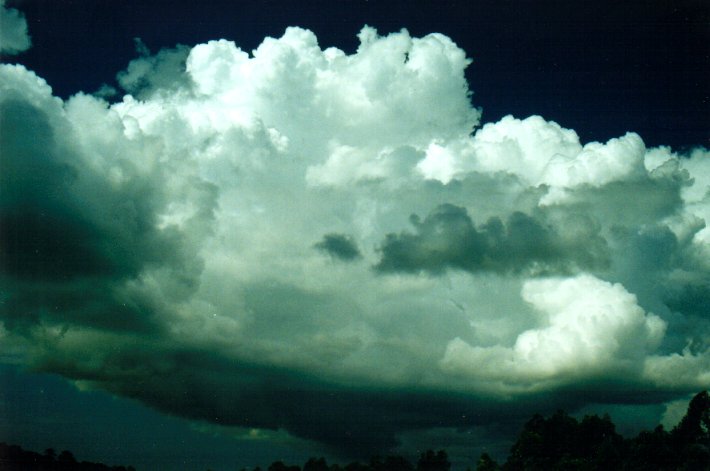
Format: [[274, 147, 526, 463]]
[[1, 1, 709, 471], [0, 363, 322, 470], [7, 0, 710, 149]]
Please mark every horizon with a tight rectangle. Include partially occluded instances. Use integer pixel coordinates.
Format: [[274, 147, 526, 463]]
[[2, 389, 709, 470]]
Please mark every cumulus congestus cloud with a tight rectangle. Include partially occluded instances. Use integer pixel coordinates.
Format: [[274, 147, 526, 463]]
[[0, 24, 709, 458]]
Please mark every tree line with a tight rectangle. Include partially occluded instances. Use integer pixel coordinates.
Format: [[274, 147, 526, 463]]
[[0, 444, 135, 471], [2, 391, 708, 471]]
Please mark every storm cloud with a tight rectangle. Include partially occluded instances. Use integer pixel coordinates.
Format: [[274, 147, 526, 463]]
[[0, 21, 709, 462]]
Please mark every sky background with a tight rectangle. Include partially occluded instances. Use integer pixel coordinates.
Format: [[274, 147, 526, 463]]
[[0, 1, 709, 470]]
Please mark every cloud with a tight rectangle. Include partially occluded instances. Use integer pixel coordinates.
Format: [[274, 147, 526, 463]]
[[661, 395, 693, 429], [416, 115, 646, 196], [442, 274, 667, 390], [0, 64, 212, 335], [375, 204, 609, 275], [0, 0, 30, 55], [315, 233, 362, 261], [1, 22, 709, 460], [117, 40, 191, 99]]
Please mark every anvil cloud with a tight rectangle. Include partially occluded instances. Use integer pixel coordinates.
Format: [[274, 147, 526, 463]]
[[1, 8, 709, 461]]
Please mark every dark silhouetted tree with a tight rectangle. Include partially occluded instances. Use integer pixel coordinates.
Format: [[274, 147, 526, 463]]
[[671, 390, 710, 471], [0, 442, 135, 471], [268, 460, 301, 471], [673, 390, 710, 445], [624, 425, 675, 471], [417, 450, 450, 471], [475, 452, 500, 471], [343, 461, 370, 471], [578, 413, 624, 468], [304, 457, 329, 471], [504, 410, 625, 470], [505, 412, 575, 470], [384, 455, 415, 471], [58, 449, 76, 463], [370, 455, 414, 471]]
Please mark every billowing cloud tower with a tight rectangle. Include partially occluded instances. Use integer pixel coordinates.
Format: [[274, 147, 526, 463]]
[[1, 8, 709, 458]]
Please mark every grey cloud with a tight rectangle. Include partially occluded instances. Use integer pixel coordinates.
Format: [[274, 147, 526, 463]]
[[315, 233, 362, 261], [375, 204, 609, 276], [0, 97, 202, 284], [0, 99, 119, 280], [572, 174, 687, 229], [604, 217, 709, 354], [665, 281, 710, 320], [0, 278, 163, 334], [35, 334, 679, 461], [28, 339, 554, 459], [0, 75, 217, 337], [0, 99, 74, 209]]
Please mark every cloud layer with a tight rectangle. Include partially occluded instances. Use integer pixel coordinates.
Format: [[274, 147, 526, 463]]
[[1, 24, 709, 459]]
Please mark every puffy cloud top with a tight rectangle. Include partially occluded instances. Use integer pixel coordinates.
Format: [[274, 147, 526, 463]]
[[443, 274, 667, 389]]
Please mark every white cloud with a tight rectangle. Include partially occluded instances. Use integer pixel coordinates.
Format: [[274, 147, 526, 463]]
[[518, 276, 664, 370], [680, 148, 710, 245], [1, 23, 709, 455], [0, 0, 30, 54], [441, 274, 666, 390], [417, 115, 648, 204], [643, 349, 710, 390]]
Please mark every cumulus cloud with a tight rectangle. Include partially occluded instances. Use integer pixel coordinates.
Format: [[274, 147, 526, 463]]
[[0, 0, 30, 55], [442, 274, 667, 389], [0, 22, 709, 460]]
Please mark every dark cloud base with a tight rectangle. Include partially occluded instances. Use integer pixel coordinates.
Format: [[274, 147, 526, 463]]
[[26, 341, 694, 461]]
